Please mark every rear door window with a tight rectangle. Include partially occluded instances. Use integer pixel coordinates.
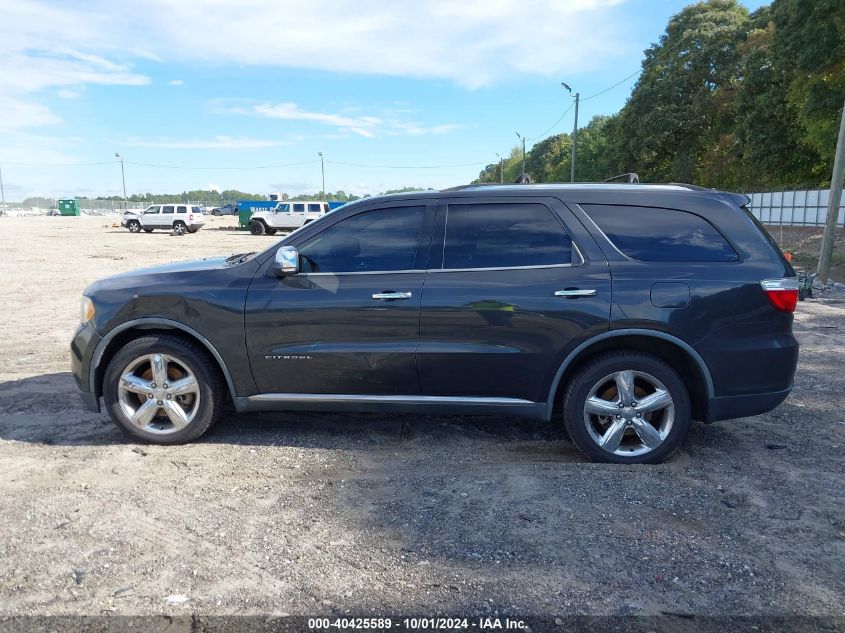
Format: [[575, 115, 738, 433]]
[[176, 206, 187, 214], [441, 203, 575, 270], [307, 203, 322, 212], [582, 204, 738, 262], [161, 205, 174, 214], [293, 203, 305, 212]]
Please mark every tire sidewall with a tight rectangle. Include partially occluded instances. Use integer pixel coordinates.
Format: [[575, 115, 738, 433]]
[[564, 353, 691, 464], [103, 336, 220, 444], [128, 221, 140, 233], [249, 221, 265, 235]]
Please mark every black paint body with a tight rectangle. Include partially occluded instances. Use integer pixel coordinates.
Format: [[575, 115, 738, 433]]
[[72, 184, 798, 423]]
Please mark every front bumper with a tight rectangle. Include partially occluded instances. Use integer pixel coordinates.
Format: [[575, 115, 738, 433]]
[[71, 321, 102, 412]]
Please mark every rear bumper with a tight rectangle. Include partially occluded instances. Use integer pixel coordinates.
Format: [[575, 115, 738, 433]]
[[708, 386, 792, 422]]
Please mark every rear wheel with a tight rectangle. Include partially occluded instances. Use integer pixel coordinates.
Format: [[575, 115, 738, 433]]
[[173, 220, 187, 233], [249, 220, 265, 235], [103, 335, 225, 444], [127, 220, 141, 233], [143, 228, 153, 233], [266, 228, 277, 235], [563, 352, 691, 464]]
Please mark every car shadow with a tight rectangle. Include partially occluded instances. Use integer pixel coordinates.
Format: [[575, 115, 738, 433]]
[[0, 372, 572, 452]]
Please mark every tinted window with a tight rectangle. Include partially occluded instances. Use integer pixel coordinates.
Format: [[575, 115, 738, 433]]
[[300, 206, 425, 273], [293, 203, 305, 212], [308, 203, 322, 213], [583, 204, 738, 262], [442, 203, 573, 269], [162, 205, 174, 214], [176, 205, 187, 214], [191, 206, 201, 214], [145, 206, 160, 214]]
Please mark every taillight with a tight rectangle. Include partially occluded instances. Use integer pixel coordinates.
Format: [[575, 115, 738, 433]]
[[189, 214, 193, 221], [761, 278, 798, 313]]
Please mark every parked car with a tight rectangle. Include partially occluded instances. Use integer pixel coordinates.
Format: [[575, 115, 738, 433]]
[[210, 204, 237, 216], [248, 200, 329, 235], [121, 204, 205, 233], [73, 183, 798, 464]]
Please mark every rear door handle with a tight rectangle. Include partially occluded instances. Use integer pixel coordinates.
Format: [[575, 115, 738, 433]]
[[372, 291, 412, 300], [554, 289, 597, 298]]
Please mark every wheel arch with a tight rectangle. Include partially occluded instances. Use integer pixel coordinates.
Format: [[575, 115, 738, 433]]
[[546, 329, 713, 423], [91, 318, 238, 406]]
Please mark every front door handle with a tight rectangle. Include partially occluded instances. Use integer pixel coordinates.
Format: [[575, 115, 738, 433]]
[[554, 289, 597, 298], [372, 291, 412, 300]]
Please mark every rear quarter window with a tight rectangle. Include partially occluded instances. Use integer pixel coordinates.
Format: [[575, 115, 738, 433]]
[[582, 204, 738, 262]]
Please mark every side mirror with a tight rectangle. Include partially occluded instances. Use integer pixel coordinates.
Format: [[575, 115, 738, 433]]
[[273, 246, 300, 276]]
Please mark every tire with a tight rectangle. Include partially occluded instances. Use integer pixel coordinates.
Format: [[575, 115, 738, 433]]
[[102, 334, 226, 444], [173, 221, 187, 232], [266, 228, 277, 235], [143, 228, 153, 233], [562, 351, 691, 464], [127, 220, 141, 233], [249, 220, 265, 236]]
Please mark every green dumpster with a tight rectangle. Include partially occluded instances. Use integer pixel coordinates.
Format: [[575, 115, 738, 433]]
[[238, 206, 252, 228], [58, 198, 80, 216]]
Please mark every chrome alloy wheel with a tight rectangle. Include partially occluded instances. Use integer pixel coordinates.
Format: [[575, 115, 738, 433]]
[[116, 353, 200, 435], [583, 370, 675, 457]]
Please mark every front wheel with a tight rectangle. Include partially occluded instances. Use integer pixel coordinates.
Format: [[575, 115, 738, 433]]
[[103, 335, 225, 444], [249, 221, 265, 235], [563, 352, 691, 464], [127, 220, 141, 233]]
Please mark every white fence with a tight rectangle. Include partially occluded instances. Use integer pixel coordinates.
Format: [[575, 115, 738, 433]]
[[745, 189, 845, 227]]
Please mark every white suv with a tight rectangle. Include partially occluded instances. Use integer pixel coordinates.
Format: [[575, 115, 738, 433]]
[[248, 201, 329, 235], [122, 204, 206, 234]]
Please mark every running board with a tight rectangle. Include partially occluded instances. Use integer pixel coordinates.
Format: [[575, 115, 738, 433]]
[[234, 393, 547, 420]]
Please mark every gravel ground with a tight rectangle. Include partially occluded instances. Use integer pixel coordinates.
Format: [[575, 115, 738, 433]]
[[0, 216, 843, 620]]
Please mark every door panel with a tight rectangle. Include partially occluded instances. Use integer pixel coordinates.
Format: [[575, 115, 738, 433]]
[[417, 198, 611, 403], [246, 272, 425, 394], [245, 202, 434, 395]]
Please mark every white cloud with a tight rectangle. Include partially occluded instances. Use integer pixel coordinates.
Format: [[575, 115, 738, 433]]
[[122, 135, 288, 149], [0, 0, 630, 92], [168, 79, 184, 86], [0, 96, 61, 132], [245, 102, 461, 138], [56, 89, 81, 99]]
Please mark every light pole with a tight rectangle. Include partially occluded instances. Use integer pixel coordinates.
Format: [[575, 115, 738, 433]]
[[515, 132, 526, 175], [495, 153, 503, 184], [318, 152, 326, 198], [561, 82, 579, 182], [114, 153, 127, 211]]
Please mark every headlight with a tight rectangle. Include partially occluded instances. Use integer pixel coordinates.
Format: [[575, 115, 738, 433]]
[[80, 296, 95, 324]]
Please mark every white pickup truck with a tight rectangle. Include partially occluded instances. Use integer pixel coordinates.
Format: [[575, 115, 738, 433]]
[[122, 204, 205, 234], [248, 201, 330, 235]]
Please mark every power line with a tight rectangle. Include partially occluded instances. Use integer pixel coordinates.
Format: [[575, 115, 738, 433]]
[[0, 160, 113, 167], [325, 159, 487, 169], [581, 33, 690, 102], [125, 159, 320, 170], [525, 101, 575, 141]]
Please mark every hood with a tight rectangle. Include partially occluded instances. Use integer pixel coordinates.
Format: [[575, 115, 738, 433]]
[[84, 255, 248, 295]]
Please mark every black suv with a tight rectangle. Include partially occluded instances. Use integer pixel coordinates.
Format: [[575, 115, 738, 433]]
[[71, 184, 799, 464]]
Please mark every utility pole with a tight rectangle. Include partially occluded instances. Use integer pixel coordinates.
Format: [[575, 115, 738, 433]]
[[571, 92, 579, 182], [515, 132, 526, 175], [817, 97, 845, 284], [0, 162, 6, 215], [561, 82, 579, 182], [318, 152, 326, 198], [496, 153, 503, 184], [114, 153, 127, 211]]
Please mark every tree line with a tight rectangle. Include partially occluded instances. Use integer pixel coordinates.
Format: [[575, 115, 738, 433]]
[[475, 0, 845, 190]]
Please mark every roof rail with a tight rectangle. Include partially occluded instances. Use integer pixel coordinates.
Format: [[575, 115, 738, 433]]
[[603, 172, 640, 183]]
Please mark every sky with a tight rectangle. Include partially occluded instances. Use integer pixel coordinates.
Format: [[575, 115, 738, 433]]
[[0, 0, 767, 201]]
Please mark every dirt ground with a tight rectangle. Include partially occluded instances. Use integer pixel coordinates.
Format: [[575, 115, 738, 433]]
[[0, 216, 843, 620]]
